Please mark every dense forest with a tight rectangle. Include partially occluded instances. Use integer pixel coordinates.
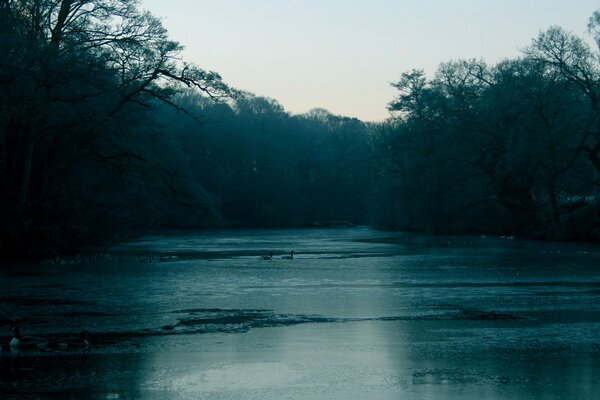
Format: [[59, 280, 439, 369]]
[[1, 0, 599, 261], [154, 95, 372, 229], [372, 15, 600, 240]]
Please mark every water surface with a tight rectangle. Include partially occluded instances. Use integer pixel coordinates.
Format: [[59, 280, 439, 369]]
[[2, 228, 599, 399]]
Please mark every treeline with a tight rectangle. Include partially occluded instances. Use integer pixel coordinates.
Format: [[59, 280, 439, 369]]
[[0, 0, 373, 260], [154, 94, 372, 228], [2, 1, 600, 261], [371, 16, 600, 240]]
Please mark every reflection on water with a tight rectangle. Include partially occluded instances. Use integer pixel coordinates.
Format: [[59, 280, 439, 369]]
[[1, 228, 600, 399]]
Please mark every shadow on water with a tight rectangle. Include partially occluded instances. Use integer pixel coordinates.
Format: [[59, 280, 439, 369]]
[[0, 352, 148, 399]]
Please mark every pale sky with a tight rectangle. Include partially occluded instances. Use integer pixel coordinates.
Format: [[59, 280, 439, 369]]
[[141, 0, 599, 122]]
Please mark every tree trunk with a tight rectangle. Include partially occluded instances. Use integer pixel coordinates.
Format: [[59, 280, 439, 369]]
[[547, 180, 561, 237], [50, 0, 74, 46]]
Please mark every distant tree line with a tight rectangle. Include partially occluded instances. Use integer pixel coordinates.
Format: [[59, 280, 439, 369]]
[[1, 1, 599, 261], [153, 94, 372, 229], [371, 14, 600, 240]]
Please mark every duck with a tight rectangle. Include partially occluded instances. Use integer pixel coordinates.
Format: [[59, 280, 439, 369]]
[[282, 250, 295, 260], [8, 325, 49, 350]]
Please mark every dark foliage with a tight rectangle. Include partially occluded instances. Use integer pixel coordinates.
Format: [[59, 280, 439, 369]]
[[3, 2, 599, 261], [0, 0, 230, 259], [0, 1, 373, 260], [372, 20, 600, 240], [152, 94, 373, 229]]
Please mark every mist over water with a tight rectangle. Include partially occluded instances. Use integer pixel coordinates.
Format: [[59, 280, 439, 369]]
[[2, 228, 600, 399]]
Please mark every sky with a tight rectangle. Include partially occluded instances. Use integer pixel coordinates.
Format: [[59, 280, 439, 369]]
[[141, 0, 599, 122]]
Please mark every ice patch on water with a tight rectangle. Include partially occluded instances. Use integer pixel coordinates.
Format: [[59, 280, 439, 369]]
[[171, 362, 303, 391]]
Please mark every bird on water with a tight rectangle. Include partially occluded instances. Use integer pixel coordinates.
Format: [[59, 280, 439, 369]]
[[282, 250, 295, 259]]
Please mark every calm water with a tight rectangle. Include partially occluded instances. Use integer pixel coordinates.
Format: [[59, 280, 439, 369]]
[[1, 227, 600, 399]]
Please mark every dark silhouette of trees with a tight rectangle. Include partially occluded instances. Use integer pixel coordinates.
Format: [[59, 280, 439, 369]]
[[154, 93, 373, 229], [525, 24, 600, 174], [0, 0, 230, 259], [373, 14, 600, 240], [4, 2, 598, 261]]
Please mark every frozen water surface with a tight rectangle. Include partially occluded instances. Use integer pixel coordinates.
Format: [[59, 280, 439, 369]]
[[1, 227, 600, 399]]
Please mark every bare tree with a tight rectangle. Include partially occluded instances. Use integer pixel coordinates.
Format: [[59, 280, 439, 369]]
[[0, 0, 232, 259], [525, 24, 600, 172]]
